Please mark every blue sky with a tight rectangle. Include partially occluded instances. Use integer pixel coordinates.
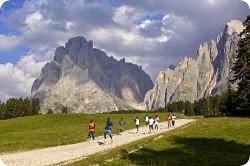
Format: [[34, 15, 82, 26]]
[[0, 0, 249, 101]]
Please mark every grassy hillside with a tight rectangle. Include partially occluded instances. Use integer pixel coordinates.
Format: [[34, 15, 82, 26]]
[[71, 117, 250, 166], [0, 112, 179, 153]]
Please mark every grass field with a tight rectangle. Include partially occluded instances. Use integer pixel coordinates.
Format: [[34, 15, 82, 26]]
[[71, 117, 250, 166], [0, 112, 181, 153]]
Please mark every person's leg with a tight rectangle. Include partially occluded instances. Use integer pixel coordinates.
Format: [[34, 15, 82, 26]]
[[109, 131, 113, 139], [91, 131, 95, 140], [104, 131, 107, 139], [88, 131, 91, 139]]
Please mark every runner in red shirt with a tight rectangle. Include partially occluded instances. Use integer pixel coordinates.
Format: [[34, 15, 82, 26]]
[[88, 119, 95, 140], [167, 115, 172, 128]]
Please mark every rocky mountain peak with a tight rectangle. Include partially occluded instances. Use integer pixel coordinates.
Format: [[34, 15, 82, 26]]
[[32, 36, 153, 113], [225, 20, 244, 35]]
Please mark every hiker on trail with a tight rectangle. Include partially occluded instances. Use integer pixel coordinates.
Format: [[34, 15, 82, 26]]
[[172, 114, 176, 126], [88, 119, 95, 141], [154, 115, 160, 131], [167, 115, 172, 128], [148, 116, 154, 133], [119, 118, 126, 133], [145, 114, 149, 127], [134, 116, 140, 132], [104, 117, 113, 143]]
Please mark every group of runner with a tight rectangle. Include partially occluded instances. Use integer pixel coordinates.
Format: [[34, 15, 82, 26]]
[[167, 114, 177, 127], [87, 117, 114, 142], [87, 114, 177, 142]]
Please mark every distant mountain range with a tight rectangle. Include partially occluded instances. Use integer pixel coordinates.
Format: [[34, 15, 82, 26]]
[[144, 20, 244, 110], [32, 20, 244, 113]]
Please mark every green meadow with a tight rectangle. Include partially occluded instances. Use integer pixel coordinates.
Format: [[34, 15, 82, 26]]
[[71, 117, 250, 166]]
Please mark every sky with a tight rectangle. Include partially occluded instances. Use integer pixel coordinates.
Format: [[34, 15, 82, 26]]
[[0, 0, 249, 101]]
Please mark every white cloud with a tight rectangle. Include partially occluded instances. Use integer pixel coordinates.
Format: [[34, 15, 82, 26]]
[[0, 34, 22, 51], [112, 5, 137, 26], [17, 53, 48, 78], [0, 63, 33, 101], [0, 52, 50, 101], [24, 10, 43, 28], [241, 0, 250, 8], [136, 19, 152, 29], [0, 0, 8, 9], [162, 14, 170, 23]]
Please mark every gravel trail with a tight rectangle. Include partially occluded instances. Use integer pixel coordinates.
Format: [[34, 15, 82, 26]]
[[0, 119, 195, 166]]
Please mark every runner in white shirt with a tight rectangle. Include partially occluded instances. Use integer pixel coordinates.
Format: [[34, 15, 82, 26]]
[[172, 114, 176, 126], [148, 117, 154, 133], [134, 116, 140, 133]]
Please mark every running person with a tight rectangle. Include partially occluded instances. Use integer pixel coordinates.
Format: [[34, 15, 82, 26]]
[[167, 115, 172, 128], [148, 117, 154, 133], [172, 114, 176, 126], [134, 116, 140, 132], [104, 118, 113, 143], [154, 115, 160, 131], [88, 119, 95, 141], [119, 118, 126, 133]]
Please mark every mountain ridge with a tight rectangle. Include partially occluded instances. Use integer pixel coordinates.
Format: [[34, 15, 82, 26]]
[[144, 20, 244, 110]]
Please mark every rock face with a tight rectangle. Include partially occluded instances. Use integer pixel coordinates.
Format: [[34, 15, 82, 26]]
[[144, 20, 244, 110], [32, 36, 153, 113]]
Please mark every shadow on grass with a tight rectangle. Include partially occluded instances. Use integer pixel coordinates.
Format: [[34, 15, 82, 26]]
[[122, 137, 250, 166]]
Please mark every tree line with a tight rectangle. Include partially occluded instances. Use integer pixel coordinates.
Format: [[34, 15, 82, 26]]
[[156, 87, 241, 116], [0, 98, 40, 120]]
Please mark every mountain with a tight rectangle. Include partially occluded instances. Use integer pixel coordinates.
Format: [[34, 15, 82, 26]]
[[31, 36, 153, 113], [144, 20, 244, 110]]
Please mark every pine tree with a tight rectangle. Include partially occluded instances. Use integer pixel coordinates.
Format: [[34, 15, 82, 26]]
[[31, 98, 40, 115], [219, 86, 236, 116], [232, 16, 250, 116], [184, 101, 195, 115], [61, 106, 69, 114]]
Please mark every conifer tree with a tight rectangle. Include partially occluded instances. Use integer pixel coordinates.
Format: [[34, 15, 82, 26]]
[[232, 16, 250, 116]]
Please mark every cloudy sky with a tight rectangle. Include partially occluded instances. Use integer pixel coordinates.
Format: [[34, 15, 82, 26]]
[[0, 0, 249, 101]]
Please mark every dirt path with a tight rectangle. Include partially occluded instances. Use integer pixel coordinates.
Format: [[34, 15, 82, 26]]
[[0, 119, 195, 166]]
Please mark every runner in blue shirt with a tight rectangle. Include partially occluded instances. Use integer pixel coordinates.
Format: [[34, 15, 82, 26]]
[[104, 117, 113, 143]]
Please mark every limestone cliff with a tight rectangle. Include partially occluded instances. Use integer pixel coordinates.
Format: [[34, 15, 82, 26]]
[[144, 20, 244, 110]]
